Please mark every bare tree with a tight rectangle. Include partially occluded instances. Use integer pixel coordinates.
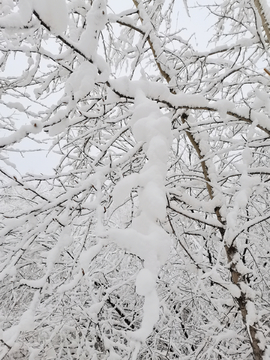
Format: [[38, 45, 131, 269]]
[[0, 0, 270, 359]]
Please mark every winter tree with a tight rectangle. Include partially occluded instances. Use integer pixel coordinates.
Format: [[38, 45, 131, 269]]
[[1, 0, 270, 359]]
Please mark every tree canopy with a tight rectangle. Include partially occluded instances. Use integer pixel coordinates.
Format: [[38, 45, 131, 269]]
[[1, 0, 270, 359]]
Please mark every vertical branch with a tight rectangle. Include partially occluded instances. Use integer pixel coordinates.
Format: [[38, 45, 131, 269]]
[[253, 0, 270, 43]]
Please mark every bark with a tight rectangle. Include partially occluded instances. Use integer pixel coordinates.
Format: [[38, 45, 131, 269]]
[[253, 0, 270, 43], [225, 245, 265, 360]]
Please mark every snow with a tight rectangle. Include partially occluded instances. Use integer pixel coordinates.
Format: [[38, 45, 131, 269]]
[[172, 190, 223, 213], [225, 147, 259, 245], [147, 135, 170, 164], [110, 77, 209, 109], [107, 351, 122, 360], [112, 173, 140, 208], [20, 275, 47, 288], [48, 110, 69, 136], [263, 347, 270, 360], [18, 0, 33, 24], [226, 283, 241, 298], [95, 54, 110, 82], [128, 289, 159, 342], [20, 227, 73, 288], [6, 101, 25, 112], [33, 0, 68, 35], [253, 110, 270, 130], [139, 182, 167, 221], [46, 226, 73, 272], [79, 242, 104, 271], [0, 122, 43, 147], [1, 0, 269, 357], [246, 301, 258, 341], [2, 325, 20, 347], [234, 189, 250, 209], [109, 91, 172, 343], [169, 201, 225, 228], [1, 291, 38, 346], [135, 268, 156, 296], [78, 0, 107, 58], [0, 262, 19, 281], [109, 226, 171, 271], [65, 61, 98, 101], [19, 307, 35, 332], [240, 283, 256, 300], [29, 348, 40, 360], [242, 147, 253, 166], [215, 329, 241, 342], [87, 301, 104, 322], [57, 271, 83, 293]]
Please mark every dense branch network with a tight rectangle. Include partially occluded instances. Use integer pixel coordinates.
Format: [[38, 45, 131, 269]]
[[0, 0, 270, 359]]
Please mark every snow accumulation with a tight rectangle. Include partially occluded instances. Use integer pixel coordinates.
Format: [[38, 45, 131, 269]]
[[79, 242, 104, 272], [128, 290, 160, 342], [87, 301, 105, 322], [0, 0, 69, 34], [65, 61, 98, 101], [33, 0, 68, 35], [46, 226, 73, 272], [135, 268, 156, 296], [108, 91, 172, 342], [57, 272, 83, 293], [19, 227, 73, 289], [78, 0, 107, 58], [0, 121, 43, 147], [224, 147, 259, 246], [48, 110, 70, 136], [0, 0, 107, 48], [1, 291, 39, 347], [215, 329, 243, 343], [110, 77, 209, 109]]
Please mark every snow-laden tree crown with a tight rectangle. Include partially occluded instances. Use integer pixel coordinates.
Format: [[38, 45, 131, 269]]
[[1, 0, 270, 359]]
